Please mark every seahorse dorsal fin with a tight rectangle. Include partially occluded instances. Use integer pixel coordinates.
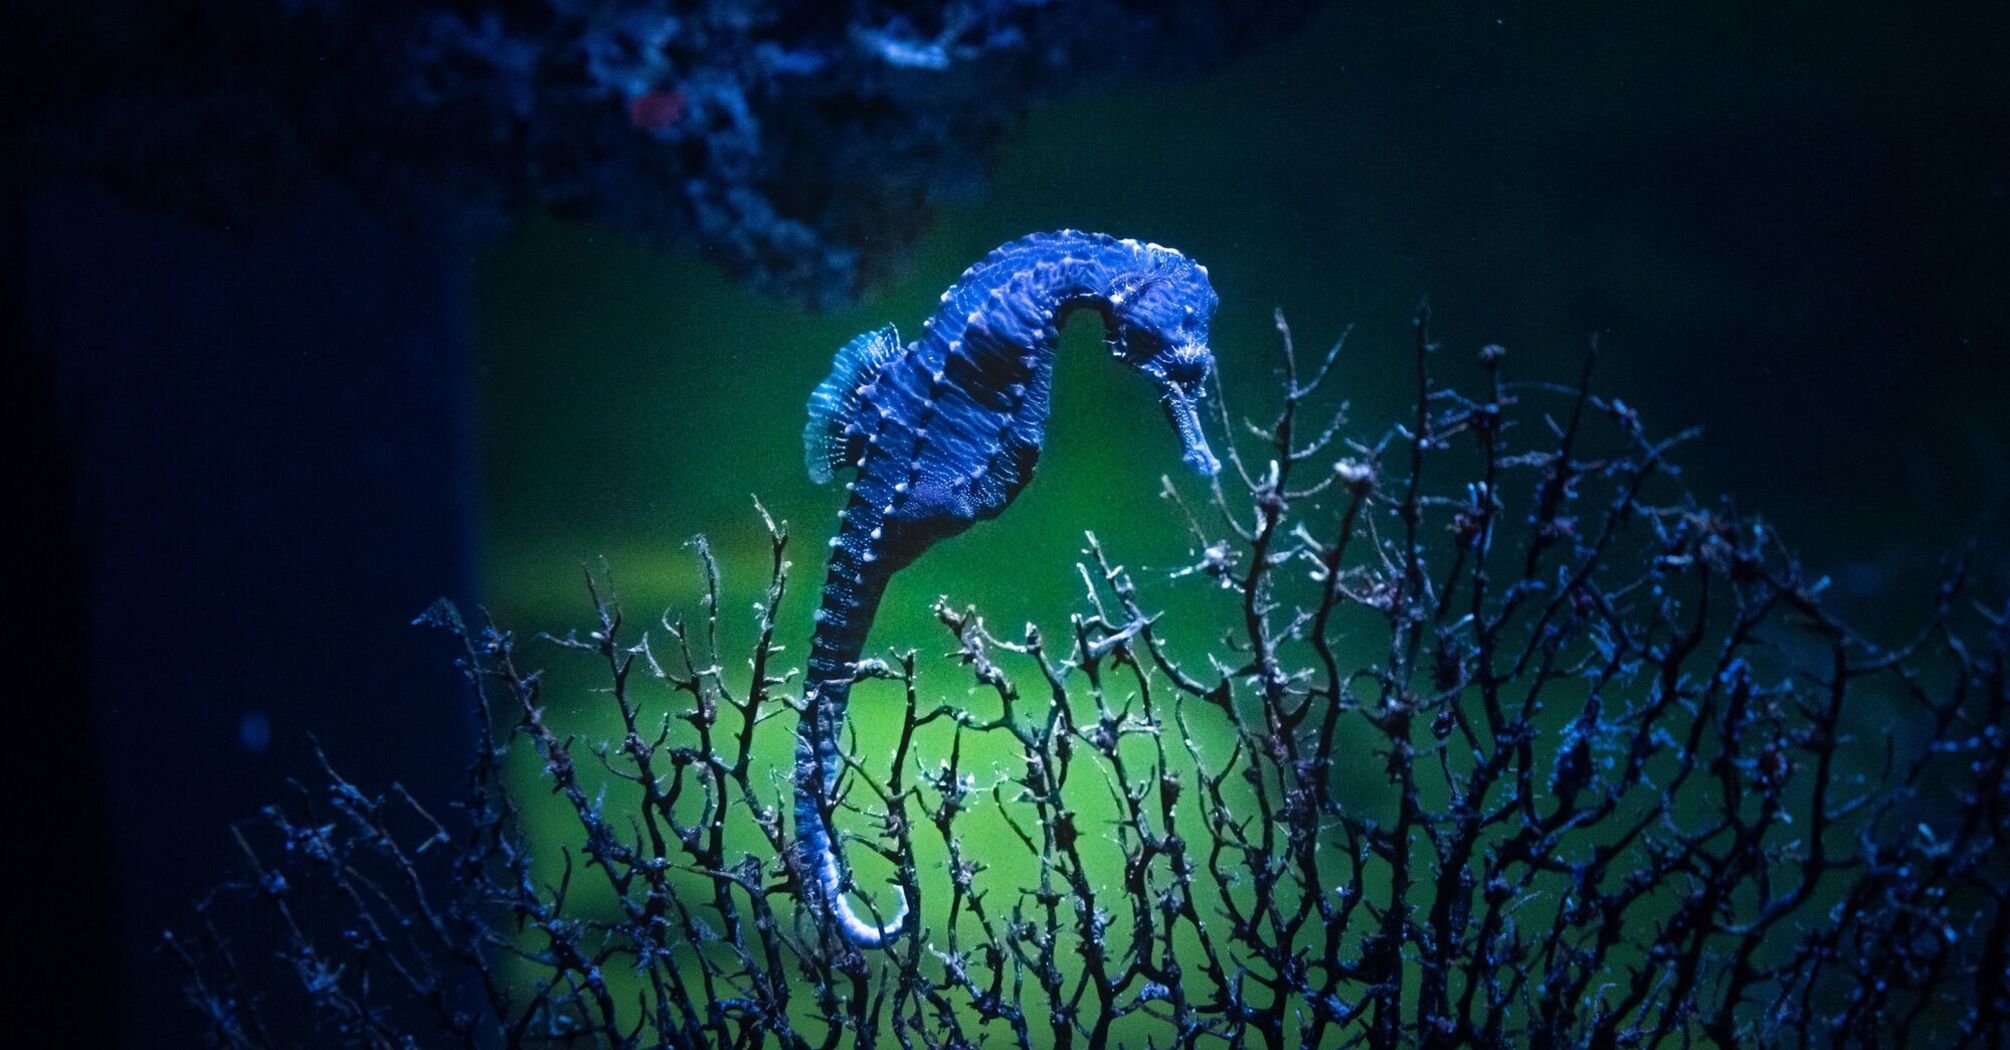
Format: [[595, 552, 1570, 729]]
[[805, 325, 901, 484]]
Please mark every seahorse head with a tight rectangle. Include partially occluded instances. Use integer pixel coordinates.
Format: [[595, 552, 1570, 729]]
[[1105, 248, 1222, 476]]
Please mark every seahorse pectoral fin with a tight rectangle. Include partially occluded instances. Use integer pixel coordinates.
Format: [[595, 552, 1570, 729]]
[[1159, 379, 1220, 476], [805, 324, 903, 483]]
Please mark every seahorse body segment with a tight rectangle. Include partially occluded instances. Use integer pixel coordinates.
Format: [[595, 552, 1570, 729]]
[[797, 229, 1221, 945]]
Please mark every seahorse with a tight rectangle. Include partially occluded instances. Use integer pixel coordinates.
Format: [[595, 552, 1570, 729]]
[[794, 230, 1222, 946]]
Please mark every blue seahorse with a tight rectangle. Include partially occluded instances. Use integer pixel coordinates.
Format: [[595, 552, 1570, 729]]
[[796, 229, 1221, 945]]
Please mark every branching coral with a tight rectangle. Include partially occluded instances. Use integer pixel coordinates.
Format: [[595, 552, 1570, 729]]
[[173, 309, 2008, 1047]]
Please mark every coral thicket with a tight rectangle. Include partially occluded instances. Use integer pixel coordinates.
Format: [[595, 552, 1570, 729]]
[[175, 311, 2007, 1047]]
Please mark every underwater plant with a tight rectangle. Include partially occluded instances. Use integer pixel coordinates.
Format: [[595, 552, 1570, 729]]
[[171, 305, 2008, 1048]]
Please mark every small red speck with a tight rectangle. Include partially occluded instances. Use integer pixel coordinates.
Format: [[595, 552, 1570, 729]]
[[628, 89, 686, 133]]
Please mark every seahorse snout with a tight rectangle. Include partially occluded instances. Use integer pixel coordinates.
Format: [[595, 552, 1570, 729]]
[[1163, 386, 1221, 476], [1184, 444, 1222, 476]]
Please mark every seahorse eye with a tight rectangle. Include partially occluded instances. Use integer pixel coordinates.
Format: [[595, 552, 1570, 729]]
[[1161, 340, 1212, 390]]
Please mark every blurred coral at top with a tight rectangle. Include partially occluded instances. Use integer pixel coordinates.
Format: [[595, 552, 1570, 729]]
[[8, 0, 1311, 305]]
